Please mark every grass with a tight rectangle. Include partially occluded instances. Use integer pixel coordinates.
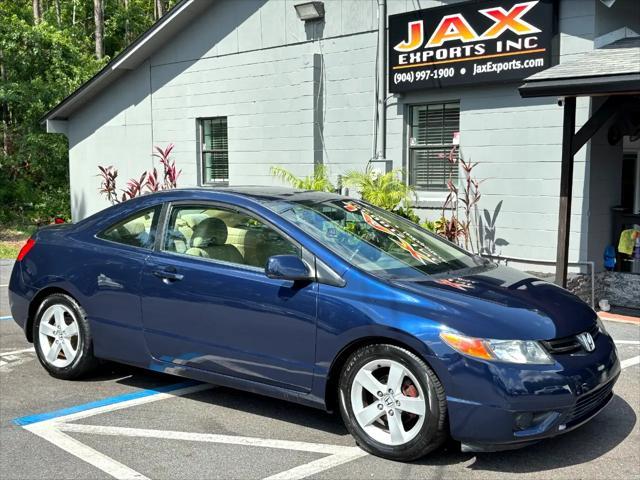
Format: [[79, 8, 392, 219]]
[[0, 223, 37, 259]]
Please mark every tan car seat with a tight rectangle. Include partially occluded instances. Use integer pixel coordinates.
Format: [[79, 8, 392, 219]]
[[185, 217, 244, 264], [243, 228, 298, 268]]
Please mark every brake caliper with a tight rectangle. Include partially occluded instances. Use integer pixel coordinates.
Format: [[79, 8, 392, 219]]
[[402, 379, 419, 420]]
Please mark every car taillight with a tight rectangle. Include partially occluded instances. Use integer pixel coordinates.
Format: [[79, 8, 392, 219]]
[[17, 238, 36, 261]]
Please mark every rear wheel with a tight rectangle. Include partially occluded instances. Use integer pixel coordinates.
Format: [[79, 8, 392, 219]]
[[338, 344, 448, 461], [33, 293, 98, 379]]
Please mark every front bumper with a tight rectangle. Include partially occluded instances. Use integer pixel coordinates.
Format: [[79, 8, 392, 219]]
[[444, 331, 620, 447]]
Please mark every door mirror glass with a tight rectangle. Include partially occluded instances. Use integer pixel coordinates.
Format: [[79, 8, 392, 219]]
[[265, 255, 312, 282]]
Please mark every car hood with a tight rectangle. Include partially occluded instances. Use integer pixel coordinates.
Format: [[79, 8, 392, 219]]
[[392, 265, 596, 340]]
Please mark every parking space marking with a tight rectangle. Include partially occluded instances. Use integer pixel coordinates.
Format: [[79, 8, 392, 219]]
[[25, 424, 150, 480], [621, 356, 640, 369], [10, 335, 639, 480], [13, 380, 209, 426], [56, 424, 363, 457], [0, 315, 14, 321], [0, 347, 36, 372], [15, 381, 368, 480], [1, 347, 34, 357], [262, 450, 368, 480]]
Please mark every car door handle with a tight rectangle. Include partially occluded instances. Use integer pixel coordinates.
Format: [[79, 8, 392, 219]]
[[152, 269, 184, 282]]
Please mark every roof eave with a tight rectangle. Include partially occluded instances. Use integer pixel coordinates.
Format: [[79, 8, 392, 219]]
[[41, 0, 208, 124], [519, 73, 640, 98]]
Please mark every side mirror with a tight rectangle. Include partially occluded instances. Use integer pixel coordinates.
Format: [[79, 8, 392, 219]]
[[265, 255, 313, 282]]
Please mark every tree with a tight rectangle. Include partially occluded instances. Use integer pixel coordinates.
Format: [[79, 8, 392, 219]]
[[0, 0, 180, 224], [154, 0, 164, 21], [32, 0, 42, 24], [0, 4, 103, 222], [94, 0, 104, 59]]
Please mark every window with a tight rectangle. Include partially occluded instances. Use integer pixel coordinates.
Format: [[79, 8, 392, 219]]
[[163, 205, 300, 268], [408, 102, 460, 191], [200, 118, 229, 184], [98, 207, 159, 249], [280, 199, 478, 279]]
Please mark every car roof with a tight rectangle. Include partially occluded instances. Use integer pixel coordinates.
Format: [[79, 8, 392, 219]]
[[158, 186, 346, 204]]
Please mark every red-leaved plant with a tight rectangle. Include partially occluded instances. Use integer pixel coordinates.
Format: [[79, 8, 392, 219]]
[[440, 146, 483, 252], [154, 144, 180, 190], [98, 144, 182, 205]]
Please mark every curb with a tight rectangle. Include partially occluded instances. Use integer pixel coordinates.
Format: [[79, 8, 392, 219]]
[[598, 312, 640, 325]]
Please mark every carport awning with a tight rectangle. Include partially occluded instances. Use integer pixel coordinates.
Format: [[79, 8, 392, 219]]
[[520, 36, 640, 98], [518, 36, 640, 288]]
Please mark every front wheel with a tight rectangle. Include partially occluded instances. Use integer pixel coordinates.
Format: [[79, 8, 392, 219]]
[[338, 344, 448, 461], [33, 293, 99, 380]]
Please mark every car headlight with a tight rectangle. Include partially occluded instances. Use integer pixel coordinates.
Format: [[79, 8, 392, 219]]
[[440, 332, 554, 365]]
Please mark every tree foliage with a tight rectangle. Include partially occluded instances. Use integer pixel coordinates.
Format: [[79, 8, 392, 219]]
[[0, 0, 178, 224]]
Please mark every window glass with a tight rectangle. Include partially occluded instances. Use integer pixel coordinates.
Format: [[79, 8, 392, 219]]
[[99, 207, 159, 249], [409, 102, 460, 191], [201, 118, 229, 183], [163, 205, 300, 268], [279, 199, 481, 279]]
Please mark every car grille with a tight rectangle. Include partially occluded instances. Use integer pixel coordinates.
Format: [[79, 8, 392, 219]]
[[542, 323, 599, 354], [566, 377, 616, 424]]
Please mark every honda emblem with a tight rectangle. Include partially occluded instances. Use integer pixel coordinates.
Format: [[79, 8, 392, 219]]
[[576, 332, 595, 352]]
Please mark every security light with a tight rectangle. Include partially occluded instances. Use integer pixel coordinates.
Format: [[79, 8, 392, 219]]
[[294, 2, 325, 21]]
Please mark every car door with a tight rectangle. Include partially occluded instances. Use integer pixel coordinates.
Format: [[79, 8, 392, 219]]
[[85, 204, 162, 365], [139, 202, 318, 392]]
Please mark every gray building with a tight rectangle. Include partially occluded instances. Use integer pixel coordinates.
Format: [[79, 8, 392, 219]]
[[44, 0, 639, 303]]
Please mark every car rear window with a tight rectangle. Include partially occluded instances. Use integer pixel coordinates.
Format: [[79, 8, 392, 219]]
[[98, 207, 160, 250]]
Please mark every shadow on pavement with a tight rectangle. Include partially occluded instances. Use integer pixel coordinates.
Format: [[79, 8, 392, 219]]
[[416, 394, 636, 473], [180, 387, 350, 436], [111, 365, 350, 436], [109, 366, 635, 471], [82, 362, 182, 387]]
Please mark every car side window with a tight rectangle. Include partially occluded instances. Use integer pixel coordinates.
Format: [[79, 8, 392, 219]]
[[98, 207, 159, 250], [163, 205, 300, 268]]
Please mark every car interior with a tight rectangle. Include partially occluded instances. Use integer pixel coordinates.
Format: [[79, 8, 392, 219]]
[[100, 206, 300, 269], [163, 207, 299, 268], [100, 208, 157, 250]]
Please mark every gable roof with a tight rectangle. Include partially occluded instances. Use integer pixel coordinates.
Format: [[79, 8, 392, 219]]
[[42, 0, 211, 123], [520, 36, 640, 98]]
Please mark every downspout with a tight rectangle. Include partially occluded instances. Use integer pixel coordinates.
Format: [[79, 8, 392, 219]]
[[375, 0, 387, 166]]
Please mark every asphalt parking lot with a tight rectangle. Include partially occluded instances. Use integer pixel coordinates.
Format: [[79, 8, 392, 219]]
[[1, 259, 639, 480]]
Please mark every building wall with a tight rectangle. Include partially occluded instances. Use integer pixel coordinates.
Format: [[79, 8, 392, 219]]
[[65, 0, 630, 271], [67, 61, 154, 219]]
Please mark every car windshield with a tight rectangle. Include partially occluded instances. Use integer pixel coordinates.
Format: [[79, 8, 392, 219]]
[[279, 199, 482, 280]]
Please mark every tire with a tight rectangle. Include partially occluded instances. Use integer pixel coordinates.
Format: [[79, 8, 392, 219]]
[[32, 293, 99, 380], [338, 344, 448, 461]]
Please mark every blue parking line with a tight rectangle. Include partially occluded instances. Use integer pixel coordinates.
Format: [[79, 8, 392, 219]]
[[13, 379, 201, 426], [0, 316, 13, 321]]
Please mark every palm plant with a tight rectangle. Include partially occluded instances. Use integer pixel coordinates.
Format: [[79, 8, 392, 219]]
[[270, 165, 335, 192], [342, 166, 416, 212]]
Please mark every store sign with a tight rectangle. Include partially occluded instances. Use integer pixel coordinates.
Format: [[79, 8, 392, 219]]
[[388, 0, 555, 92]]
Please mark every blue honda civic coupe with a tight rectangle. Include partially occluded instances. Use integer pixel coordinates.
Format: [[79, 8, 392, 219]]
[[8, 187, 620, 460]]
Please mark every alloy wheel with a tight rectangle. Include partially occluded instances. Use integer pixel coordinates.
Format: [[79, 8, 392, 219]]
[[38, 304, 80, 368], [350, 359, 427, 446]]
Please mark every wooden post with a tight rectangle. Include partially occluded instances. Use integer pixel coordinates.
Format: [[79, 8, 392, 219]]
[[555, 96, 576, 287]]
